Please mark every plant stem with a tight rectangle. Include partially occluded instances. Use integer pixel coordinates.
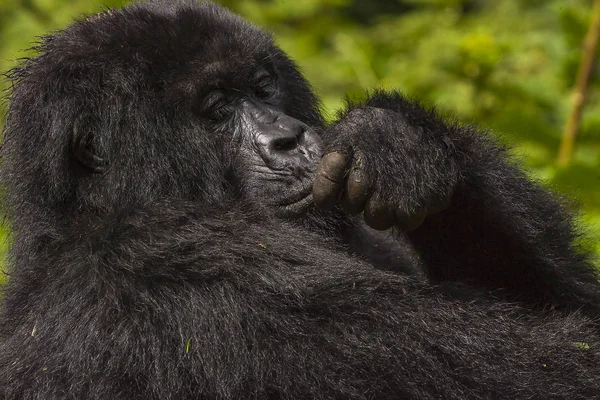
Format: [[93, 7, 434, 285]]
[[557, 0, 600, 167]]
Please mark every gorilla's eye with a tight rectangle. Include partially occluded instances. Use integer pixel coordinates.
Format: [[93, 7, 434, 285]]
[[253, 71, 278, 100], [203, 90, 233, 122]]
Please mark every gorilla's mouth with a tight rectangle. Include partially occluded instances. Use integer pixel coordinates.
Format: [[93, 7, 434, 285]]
[[284, 192, 314, 213], [279, 183, 314, 214]]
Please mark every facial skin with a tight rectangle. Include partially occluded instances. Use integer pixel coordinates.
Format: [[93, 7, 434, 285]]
[[227, 81, 323, 215]]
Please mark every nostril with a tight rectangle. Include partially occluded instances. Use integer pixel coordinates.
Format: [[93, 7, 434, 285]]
[[270, 136, 299, 152], [297, 126, 308, 144]]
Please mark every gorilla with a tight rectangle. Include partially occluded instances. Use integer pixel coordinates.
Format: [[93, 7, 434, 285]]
[[1, 1, 599, 398]]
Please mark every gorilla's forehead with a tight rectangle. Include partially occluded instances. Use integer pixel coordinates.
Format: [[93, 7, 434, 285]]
[[36, 0, 274, 94]]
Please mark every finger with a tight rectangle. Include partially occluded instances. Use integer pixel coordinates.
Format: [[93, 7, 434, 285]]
[[340, 153, 370, 214], [364, 197, 394, 230], [313, 152, 350, 209], [395, 209, 427, 232]]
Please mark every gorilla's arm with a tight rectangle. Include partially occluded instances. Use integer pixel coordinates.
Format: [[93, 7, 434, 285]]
[[314, 91, 600, 312], [406, 137, 600, 311], [1, 202, 599, 399]]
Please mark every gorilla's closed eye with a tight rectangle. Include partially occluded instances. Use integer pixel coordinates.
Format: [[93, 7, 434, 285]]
[[202, 90, 233, 122], [252, 69, 278, 100]]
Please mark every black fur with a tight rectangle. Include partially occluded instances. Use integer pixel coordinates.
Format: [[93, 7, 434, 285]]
[[1, 1, 599, 399]]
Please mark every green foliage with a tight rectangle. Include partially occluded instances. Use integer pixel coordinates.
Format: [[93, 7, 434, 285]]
[[0, 0, 598, 270], [0, 224, 9, 284]]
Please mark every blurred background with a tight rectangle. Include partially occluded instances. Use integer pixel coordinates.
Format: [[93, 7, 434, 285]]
[[0, 0, 599, 280]]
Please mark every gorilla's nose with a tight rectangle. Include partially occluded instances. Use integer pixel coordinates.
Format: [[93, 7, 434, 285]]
[[256, 113, 322, 168], [266, 123, 302, 153]]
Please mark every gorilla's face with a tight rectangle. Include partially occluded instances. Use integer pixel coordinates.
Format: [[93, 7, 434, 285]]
[[3, 1, 326, 221], [198, 64, 323, 216]]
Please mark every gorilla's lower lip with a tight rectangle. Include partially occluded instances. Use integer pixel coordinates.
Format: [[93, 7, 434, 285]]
[[279, 184, 314, 212], [284, 192, 314, 213]]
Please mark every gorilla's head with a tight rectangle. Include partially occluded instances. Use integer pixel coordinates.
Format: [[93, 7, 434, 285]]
[[2, 0, 325, 232]]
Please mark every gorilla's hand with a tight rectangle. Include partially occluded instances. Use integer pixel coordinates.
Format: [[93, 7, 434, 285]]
[[313, 102, 458, 231]]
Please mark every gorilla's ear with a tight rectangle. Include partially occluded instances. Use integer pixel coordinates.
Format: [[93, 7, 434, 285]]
[[71, 118, 108, 173]]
